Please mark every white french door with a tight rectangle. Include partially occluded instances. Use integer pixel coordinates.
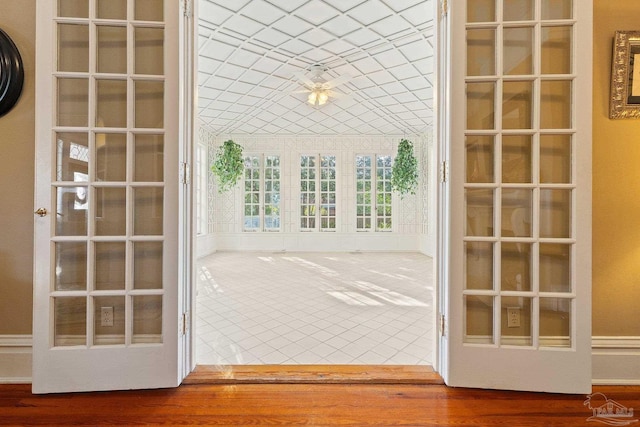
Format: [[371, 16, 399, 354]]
[[33, 0, 191, 393], [440, 0, 592, 393]]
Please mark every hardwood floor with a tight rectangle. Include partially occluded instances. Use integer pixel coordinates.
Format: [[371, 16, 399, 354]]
[[2, 382, 639, 426]]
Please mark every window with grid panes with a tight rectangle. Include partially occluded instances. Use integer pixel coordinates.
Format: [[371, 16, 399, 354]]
[[195, 143, 207, 235], [300, 155, 336, 231], [243, 154, 280, 232], [356, 154, 393, 231]]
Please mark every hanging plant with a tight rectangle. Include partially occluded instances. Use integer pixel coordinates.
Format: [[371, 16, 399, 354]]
[[211, 139, 244, 193], [391, 138, 419, 197]]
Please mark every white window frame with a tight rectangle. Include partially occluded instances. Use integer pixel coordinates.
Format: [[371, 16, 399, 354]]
[[243, 153, 281, 232], [299, 153, 337, 232], [195, 143, 207, 235], [355, 153, 394, 232]]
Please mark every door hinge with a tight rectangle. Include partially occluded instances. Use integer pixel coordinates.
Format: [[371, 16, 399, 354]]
[[181, 312, 190, 336], [182, 0, 193, 18], [439, 160, 449, 183], [180, 162, 191, 185], [440, 0, 449, 19], [440, 314, 446, 337]]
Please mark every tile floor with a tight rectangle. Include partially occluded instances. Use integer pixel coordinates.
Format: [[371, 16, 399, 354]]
[[196, 252, 434, 365]]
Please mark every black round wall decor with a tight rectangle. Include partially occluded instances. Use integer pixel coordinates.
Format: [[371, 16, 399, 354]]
[[0, 28, 24, 118]]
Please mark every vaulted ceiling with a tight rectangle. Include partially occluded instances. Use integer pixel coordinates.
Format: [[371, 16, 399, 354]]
[[197, 0, 435, 136]]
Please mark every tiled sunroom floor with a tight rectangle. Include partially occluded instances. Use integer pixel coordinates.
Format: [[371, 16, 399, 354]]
[[196, 252, 434, 365]]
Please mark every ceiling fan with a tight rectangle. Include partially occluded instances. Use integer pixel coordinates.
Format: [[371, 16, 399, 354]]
[[293, 64, 351, 106]]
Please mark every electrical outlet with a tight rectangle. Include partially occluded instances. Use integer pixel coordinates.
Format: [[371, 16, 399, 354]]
[[507, 307, 521, 328], [101, 306, 114, 327]]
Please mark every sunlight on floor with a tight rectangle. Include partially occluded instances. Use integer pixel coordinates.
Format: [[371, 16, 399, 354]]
[[196, 252, 433, 365]]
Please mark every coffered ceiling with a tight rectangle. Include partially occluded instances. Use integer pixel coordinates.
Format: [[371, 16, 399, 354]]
[[198, 0, 435, 136]]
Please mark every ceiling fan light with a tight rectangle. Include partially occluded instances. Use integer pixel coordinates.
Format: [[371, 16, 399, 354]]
[[307, 91, 317, 105], [318, 91, 329, 105]]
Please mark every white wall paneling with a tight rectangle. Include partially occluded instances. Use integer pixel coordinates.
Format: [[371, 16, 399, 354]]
[[197, 129, 434, 254]]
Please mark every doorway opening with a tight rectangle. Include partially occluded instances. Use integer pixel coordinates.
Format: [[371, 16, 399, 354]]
[[193, 0, 437, 370]]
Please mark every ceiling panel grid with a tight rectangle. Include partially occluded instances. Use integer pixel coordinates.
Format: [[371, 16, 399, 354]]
[[198, 0, 434, 136]]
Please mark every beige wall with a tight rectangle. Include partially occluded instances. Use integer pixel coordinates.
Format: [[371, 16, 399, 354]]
[[0, 0, 35, 335], [593, 0, 640, 336], [0, 1, 635, 339]]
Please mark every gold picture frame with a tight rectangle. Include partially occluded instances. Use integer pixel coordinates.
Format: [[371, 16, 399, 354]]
[[610, 31, 640, 119]]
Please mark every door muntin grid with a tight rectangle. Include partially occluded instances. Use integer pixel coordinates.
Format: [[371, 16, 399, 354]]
[[463, 0, 575, 349], [52, 0, 166, 348]]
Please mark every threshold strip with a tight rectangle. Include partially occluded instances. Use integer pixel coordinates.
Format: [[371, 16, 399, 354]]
[[184, 365, 444, 385]]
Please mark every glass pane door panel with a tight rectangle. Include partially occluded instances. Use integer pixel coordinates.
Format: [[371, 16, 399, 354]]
[[540, 297, 571, 347], [542, 0, 572, 19], [540, 134, 571, 183], [97, 26, 127, 74], [466, 135, 495, 183], [55, 133, 88, 181], [135, 0, 164, 22], [465, 242, 494, 290], [58, 24, 89, 72], [54, 297, 87, 346], [540, 189, 571, 238], [55, 242, 87, 291], [541, 26, 572, 74], [467, 29, 496, 76], [501, 242, 532, 291], [94, 242, 126, 291], [457, 1, 588, 387], [36, 0, 177, 392], [58, 0, 88, 18], [467, 82, 495, 130], [503, 81, 533, 129], [539, 243, 571, 292], [95, 187, 126, 236], [502, 135, 532, 183], [132, 295, 163, 344], [465, 295, 494, 344], [93, 296, 126, 345], [134, 135, 164, 182], [56, 187, 88, 236], [501, 296, 532, 346], [467, 0, 495, 22], [97, 0, 127, 20], [57, 78, 89, 127], [503, 0, 534, 21], [133, 187, 164, 235], [96, 133, 127, 182], [135, 81, 164, 128], [466, 189, 494, 236], [502, 189, 532, 237], [133, 242, 162, 289], [541, 80, 572, 129], [135, 27, 164, 75], [503, 27, 533, 75], [96, 80, 127, 128]]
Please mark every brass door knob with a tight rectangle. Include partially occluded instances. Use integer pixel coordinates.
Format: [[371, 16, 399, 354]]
[[34, 207, 48, 217]]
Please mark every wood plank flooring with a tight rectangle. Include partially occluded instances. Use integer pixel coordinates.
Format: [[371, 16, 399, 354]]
[[2, 382, 639, 426]]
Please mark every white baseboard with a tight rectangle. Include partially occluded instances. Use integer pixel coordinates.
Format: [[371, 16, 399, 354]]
[[592, 336, 640, 385], [0, 335, 32, 384], [1, 335, 637, 385], [213, 232, 420, 252]]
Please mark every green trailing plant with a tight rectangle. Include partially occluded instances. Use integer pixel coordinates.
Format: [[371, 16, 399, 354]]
[[211, 139, 244, 193], [391, 138, 419, 197]]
